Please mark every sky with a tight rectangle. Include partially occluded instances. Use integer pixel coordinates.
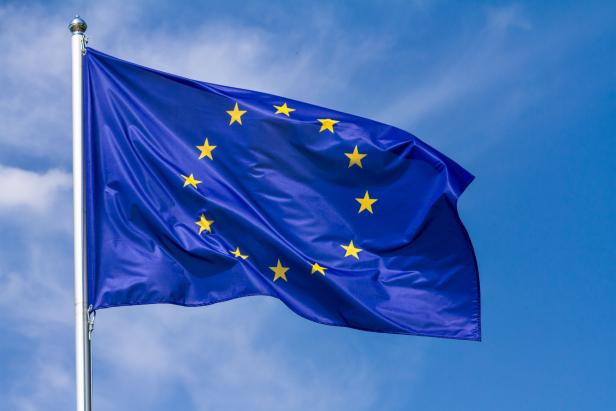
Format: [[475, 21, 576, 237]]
[[0, 0, 614, 410]]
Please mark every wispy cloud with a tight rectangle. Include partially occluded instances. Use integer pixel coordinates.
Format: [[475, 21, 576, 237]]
[[378, 4, 533, 129], [0, 1, 391, 169], [93, 304, 382, 411], [0, 202, 74, 410]]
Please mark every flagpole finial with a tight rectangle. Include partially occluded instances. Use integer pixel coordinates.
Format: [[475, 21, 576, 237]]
[[69, 15, 87, 34]]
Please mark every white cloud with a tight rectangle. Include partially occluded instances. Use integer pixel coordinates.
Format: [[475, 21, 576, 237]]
[[92, 304, 383, 411], [0, 226, 74, 410], [0, 2, 391, 167], [7, 355, 74, 411], [0, 4, 71, 163], [0, 165, 71, 212]]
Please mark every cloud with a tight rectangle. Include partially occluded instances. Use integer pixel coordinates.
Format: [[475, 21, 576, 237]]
[[0, 207, 74, 410], [485, 4, 531, 31], [6, 354, 74, 411], [0, 165, 71, 212], [0, 4, 71, 167], [0, 1, 391, 170], [92, 304, 382, 411], [377, 5, 534, 130]]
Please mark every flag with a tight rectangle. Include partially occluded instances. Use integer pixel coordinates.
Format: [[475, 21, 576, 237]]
[[84, 48, 480, 340]]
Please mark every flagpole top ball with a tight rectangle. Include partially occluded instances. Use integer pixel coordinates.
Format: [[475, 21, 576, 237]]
[[69, 15, 87, 34]]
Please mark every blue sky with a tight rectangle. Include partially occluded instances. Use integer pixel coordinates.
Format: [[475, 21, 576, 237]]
[[0, 0, 614, 410]]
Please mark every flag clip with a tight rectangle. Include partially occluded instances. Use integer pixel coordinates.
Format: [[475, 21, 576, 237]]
[[81, 35, 88, 55], [87, 304, 96, 340]]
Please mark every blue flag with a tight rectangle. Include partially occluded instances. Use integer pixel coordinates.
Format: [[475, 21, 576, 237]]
[[84, 48, 480, 340]]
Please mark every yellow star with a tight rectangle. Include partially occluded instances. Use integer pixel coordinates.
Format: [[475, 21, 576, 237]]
[[195, 213, 214, 234], [226, 102, 247, 125], [230, 247, 248, 260], [341, 240, 362, 259], [311, 262, 327, 276], [181, 173, 202, 189], [345, 146, 366, 168], [273, 102, 295, 116], [269, 259, 289, 282], [318, 118, 339, 133], [196, 138, 216, 160], [356, 191, 378, 214]]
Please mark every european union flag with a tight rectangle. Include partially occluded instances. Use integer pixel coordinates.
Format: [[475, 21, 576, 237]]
[[84, 48, 480, 340]]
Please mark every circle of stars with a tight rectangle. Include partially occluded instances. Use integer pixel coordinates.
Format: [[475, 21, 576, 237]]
[[179, 99, 380, 284]]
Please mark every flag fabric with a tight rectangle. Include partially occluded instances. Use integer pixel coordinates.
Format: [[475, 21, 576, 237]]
[[84, 48, 481, 340]]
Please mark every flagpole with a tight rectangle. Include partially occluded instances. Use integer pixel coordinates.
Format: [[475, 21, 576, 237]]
[[69, 15, 92, 411]]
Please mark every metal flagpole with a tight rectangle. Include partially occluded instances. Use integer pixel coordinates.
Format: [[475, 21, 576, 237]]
[[69, 15, 92, 411]]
